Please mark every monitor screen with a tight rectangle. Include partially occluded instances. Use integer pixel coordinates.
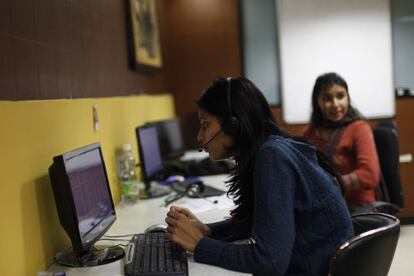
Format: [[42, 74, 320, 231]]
[[49, 143, 121, 265], [136, 125, 164, 182], [147, 118, 186, 160], [65, 147, 114, 243]]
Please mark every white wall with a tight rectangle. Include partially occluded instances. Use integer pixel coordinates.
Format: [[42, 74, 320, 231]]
[[278, 0, 395, 124]]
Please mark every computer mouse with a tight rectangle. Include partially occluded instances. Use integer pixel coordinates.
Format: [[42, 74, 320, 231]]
[[144, 224, 168, 234], [166, 175, 185, 184]]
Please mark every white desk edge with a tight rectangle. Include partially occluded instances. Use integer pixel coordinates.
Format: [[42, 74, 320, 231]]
[[48, 174, 250, 276]]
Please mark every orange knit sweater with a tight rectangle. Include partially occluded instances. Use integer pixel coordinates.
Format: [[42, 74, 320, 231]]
[[304, 120, 381, 207]]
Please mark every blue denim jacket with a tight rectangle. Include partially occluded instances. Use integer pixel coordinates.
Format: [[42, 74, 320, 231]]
[[194, 135, 353, 276]]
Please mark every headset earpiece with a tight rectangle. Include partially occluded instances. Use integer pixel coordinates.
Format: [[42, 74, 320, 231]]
[[221, 117, 240, 135], [170, 181, 204, 195], [186, 182, 205, 195], [166, 180, 217, 206], [222, 77, 240, 135]]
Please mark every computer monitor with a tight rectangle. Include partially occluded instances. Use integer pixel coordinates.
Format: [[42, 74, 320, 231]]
[[146, 118, 186, 161], [48, 143, 124, 267], [135, 125, 171, 198]]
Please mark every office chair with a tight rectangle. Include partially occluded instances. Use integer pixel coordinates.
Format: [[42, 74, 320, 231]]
[[352, 126, 404, 215], [377, 119, 397, 130], [329, 213, 400, 276]]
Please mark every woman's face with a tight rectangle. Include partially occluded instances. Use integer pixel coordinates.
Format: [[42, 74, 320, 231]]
[[317, 84, 350, 123], [197, 109, 236, 160]]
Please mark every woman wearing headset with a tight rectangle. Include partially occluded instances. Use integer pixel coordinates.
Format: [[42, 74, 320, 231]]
[[165, 77, 353, 276]]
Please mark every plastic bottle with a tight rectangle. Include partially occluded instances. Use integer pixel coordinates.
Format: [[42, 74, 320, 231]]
[[117, 144, 141, 203]]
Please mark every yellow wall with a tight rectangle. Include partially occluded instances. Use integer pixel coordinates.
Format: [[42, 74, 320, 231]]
[[0, 95, 175, 275]]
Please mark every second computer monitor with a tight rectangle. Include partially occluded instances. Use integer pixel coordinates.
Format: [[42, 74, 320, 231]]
[[136, 125, 171, 198], [146, 118, 185, 161], [136, 125, 164, 182]]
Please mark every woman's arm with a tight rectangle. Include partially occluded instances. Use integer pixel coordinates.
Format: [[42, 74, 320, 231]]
[[302, 126, 313, 140], [207, 220, 241, 241], [342, 122, 381, 192], [193, 145, 297, 274]]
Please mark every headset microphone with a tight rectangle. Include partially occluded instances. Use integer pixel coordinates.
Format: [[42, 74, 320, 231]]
[[198, 129, 222, 152]]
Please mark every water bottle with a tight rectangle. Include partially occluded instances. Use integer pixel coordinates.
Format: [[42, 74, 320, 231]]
[[117, 144, 141, 203]]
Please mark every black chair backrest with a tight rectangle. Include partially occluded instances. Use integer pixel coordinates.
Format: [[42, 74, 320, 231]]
[[373, 127, 404, 208], [377, 119, 397, 129], [329, 213, 400, 276]]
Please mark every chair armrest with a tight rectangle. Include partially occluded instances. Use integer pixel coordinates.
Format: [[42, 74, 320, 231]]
[[352, 201, 401, 215]]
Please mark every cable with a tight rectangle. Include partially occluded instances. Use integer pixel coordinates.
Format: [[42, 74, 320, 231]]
[[163, 192, 186, 207], [98, 238, 131, 243], [93, 244, 128, 251], [163, 182, 218, 207], [103, 234, 136, 238], [190, 192, 218, 204]]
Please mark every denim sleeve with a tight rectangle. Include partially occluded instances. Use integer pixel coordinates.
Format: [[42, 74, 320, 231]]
[[207, 220, 240, 241], [193, 146, 296, 275]]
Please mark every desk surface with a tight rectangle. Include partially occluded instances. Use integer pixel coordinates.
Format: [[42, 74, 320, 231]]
[[49, 174, 250, 276]]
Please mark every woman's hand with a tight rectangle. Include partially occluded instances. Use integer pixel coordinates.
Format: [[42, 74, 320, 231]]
[[165, 206, 211, 252], [169, 206, 212, 235]]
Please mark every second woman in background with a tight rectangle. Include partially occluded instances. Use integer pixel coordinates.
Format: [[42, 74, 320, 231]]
[[303, 72, 381, 209]]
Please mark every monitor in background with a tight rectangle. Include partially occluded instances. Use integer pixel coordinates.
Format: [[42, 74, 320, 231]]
[[48, 143, 124, 267], [146, 118, 186, 161], [136, 125, 171, 198], [146, 117, 234, 177]]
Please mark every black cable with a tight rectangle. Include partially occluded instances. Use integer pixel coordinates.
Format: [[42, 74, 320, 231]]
[[92, 244, 127, 251], [98, 238, 131, 243], [163, 192, 186, 207], [103, 234, 136, 238]]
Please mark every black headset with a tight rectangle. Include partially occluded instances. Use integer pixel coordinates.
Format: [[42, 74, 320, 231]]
[[164, 181, 217, 207], [221, 77, 240, 135]]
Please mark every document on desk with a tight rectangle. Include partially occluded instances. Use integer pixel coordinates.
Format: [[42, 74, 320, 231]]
[[162, 194, 234, 214]]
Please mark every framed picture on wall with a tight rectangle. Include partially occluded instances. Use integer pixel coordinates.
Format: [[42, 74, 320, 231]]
[[126, 0, 163, 70]]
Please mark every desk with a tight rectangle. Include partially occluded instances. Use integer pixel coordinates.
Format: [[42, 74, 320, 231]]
[[48, 174, 250, 276]]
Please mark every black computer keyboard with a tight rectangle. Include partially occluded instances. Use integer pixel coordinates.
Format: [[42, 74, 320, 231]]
[[124, 232, 188, 276]]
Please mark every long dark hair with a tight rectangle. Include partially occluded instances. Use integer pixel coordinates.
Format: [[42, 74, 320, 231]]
[[197, 77, 344, 235], [311, 72, 363, 128]]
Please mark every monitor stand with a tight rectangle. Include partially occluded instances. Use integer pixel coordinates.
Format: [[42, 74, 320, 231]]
[[139, 181, 171, 199], [55, 245, 124, 267]]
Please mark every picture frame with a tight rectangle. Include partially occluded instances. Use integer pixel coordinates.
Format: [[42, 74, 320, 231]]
[[126, 0, 163, 70]]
